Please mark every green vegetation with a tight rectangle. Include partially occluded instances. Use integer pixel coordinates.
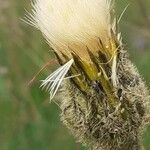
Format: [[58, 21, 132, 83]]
[[0, 0, 149, 149]]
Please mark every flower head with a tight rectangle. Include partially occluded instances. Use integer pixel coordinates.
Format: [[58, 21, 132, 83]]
[[27, 1, 150, 150]]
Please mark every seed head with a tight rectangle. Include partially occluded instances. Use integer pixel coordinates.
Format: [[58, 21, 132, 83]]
[[27, 0, 150, 150]]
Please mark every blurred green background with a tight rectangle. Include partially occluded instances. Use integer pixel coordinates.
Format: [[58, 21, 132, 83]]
[[0, 0, 149, 150]]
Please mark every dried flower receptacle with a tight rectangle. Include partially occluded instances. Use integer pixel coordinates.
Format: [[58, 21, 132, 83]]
[[27, 0, 150, 150]]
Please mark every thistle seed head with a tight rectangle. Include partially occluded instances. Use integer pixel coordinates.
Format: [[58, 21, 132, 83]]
[[27, 0, 150, 150]]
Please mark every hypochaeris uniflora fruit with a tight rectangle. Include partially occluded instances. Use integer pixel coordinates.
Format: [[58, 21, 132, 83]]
[[26, 0, 150, 149]]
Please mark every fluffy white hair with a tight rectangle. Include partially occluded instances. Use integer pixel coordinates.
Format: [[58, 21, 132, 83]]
[[28, 0, 112, 58]]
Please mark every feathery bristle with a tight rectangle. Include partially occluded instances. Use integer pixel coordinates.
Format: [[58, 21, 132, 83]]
[[41, 59, 74, 101]]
